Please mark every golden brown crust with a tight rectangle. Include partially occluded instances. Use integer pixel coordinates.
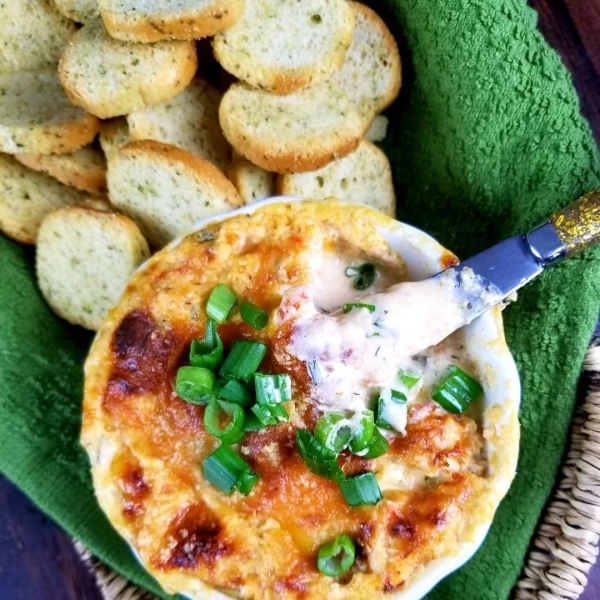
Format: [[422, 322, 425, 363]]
[[100, 0, 245, 42], [6, 114, 100, 156], [82, 200, 519, 600], [233, 135, 362, 175], [16, 147, 107, 195]]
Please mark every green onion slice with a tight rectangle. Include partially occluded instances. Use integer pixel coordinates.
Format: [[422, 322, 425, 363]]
[[348, 409, 375, 454], [431, 365, 483, 414], [251, 403, 289, 426], [214, 378, 253, 408], [204, 399, 246, 445], [375, 388, 408, 432], [243, 411, 266, 432], [175, 366, 216, 404], [317, 533, 356, 577], [398, 369, 422, 390], [206, 283, 237, 324], [314, 412, 352, 453], [342, 303, 376, 314], [344, 263, 376, 290], [240, 301, 269, 330], [202, 445, 259, 495], [190, 318, 224, 371], [337, 472, 382, 506], [219, 340, 267, 382], [254, 373, 291, 405], [296, 430, 343, 481], [236, 470, 261, 495], [362, 427, 389, 459]]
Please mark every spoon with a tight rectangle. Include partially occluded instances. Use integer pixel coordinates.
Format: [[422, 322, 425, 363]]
[[440, 188, 600, 324], [285, 190, 600, 393]]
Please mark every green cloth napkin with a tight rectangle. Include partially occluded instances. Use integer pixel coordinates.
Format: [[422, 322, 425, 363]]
[[1, 0, 599, 599]]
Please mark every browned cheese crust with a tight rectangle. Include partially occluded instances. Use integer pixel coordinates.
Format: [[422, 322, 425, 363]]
[[82, 200, 517, 600]]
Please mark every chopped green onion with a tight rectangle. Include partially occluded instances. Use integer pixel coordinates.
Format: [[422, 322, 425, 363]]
[[296, 430, 343, 481], [236, 470, 261, 495], [175, 366, 216, 404], [344, 263, 376, 290], [254, 373, 291, 405], [317, 533, 356, 577], [348, 409, 375, 454], [362, 427, 389, 459], [215, 378, 253, 408], [375, 388, 408, 432], [398, 369, 421, 390], [431, 365, 483, 414], [202, 445, 258, 495], [314, 412, 352, 453], [190, 318, 224, 371], [337, 472, 382, 506], [219, 340, 267, 382], [206, 283, 237, 324], [240, 301, 269, 330], [204, 399, 246, 445], [342, 303, 376, 314], [243, 411, 266, 432], [251, 403, 289, 426]]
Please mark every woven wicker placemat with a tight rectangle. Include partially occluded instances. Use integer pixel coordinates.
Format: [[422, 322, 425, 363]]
[[75, 342, 600, 600]]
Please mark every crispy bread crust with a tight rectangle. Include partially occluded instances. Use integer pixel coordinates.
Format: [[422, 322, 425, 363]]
[[16, 147, 107, 195], [100, 0, 245, 42]]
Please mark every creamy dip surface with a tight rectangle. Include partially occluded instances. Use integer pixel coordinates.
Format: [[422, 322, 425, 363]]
[[278, 266, 500, 416]]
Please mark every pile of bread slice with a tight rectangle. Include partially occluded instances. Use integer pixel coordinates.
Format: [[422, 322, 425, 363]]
[[0, 0, 401, 330]]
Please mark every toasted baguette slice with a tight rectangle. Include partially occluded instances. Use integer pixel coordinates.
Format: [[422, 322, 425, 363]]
[[364, 115, 389, 143], [79, 197, 114, 212], [220, 82, 365, 174], [0, 71, 99, 155], [99, 118, 131, 160], [59, 20, 197, 119], [0, 0, 76, 72], [128, 78, 231, 172], [107, 140, 243, 248], [0, 153, 92, 244], [276, 141, 396, 217], [53, 0, 99, 23], [15, 146, 107, 195], [332, 2, 401, 119], [36, 207, 150, 330], [99, 0, 244, 42], [228, 153, 275, 204], [213, 0, 354, 94]]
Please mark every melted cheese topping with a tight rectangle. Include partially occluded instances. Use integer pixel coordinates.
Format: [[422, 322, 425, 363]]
[[82, 200, 516, 600]]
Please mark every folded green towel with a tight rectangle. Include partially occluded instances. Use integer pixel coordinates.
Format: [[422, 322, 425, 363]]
[[0, 1, 599, 599]]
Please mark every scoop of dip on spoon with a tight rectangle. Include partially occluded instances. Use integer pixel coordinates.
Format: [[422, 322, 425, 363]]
[[280, 189, 600, 415]]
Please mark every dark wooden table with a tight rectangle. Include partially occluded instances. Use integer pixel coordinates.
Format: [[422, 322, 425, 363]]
[[1, 2, 599, 599]]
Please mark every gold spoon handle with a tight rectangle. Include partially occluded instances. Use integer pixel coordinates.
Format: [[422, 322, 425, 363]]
[[548, 190, 600, 257]]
